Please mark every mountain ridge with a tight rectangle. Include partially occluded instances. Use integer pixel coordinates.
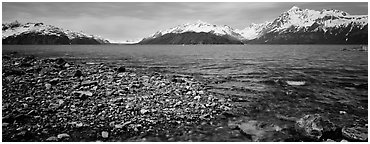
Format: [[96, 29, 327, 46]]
[[2, 21, 110, 45], [139, 6, 368, 44]]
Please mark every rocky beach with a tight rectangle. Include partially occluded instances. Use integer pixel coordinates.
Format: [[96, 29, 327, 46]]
[[2, 53, 368, 142]]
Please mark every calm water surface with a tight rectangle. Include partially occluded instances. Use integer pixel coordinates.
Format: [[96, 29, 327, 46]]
[[3, 44, 368, 129]]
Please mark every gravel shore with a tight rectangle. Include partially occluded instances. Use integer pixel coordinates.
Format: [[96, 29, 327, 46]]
[[2, 54, 237, 142], [2, 54, 367, 142]]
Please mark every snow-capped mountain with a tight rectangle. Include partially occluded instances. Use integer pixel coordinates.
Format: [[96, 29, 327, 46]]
[[2, 21, 110, 44], [148, 20, 243, 39], [139, 20, 244, 44], [240, 6, 368, 44], [140, 6, 367, 44]]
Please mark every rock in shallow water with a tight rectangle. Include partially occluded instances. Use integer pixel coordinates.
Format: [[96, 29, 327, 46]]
[[237, 120, 281, 142], [295, 114, 336, 140], [341, 126, 368, 141]]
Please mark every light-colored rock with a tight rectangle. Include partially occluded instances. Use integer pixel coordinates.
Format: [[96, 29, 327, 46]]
[[57, 133, 70, 139], [102, 131, 109, 138], [286, 81, 305, 86], [45, 83, 51, 89], [46, 136, 58, 141]]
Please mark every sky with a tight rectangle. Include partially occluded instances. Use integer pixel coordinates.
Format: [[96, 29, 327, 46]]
[[2, 2, 368, 42]]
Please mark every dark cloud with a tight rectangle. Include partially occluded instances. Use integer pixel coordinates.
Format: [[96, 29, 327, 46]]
[[2, 2, 368, 42]]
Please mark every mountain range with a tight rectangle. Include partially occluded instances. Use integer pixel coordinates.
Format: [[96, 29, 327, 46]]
[[2, 6, 368, 45], [2, 21, 110, 44], [139, 6, 368, 44]]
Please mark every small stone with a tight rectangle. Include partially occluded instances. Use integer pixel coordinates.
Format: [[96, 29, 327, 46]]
[[198, 91, 204, 95], [340, 139, 348, 142], [25, 97, 34, 101], [230, 130, 242, 138], [194, 96, 201, 100], [58, 99, 65, 105], [46, 136, 58, 141], [339, 111, 347, 114], [115, 124, 124, 129], [57, 133, 70, 139], [326, 139, 335, 142], [64, 63, 70, 67], [76, 122, 83, 127], [74, 91, 93, 97], [45, 83, 52, 89], [55, 58, 66, 65], [174, 101, 182, 107], [50, 78, 61, 85], [140, 109, 149, 114], [81, 80, 98, 86], [2, 123, 9, 127], [74, 70, 83, 77], [102, 131, 109, 138], [117, 66, 126, 72]]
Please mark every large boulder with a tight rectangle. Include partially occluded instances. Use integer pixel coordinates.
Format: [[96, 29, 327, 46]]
[[341, 126, 368, 141], [295, 114, 337, 140]]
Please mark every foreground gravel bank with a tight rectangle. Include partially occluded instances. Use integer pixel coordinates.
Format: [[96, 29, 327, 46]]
[[2, 54, 367, 142]]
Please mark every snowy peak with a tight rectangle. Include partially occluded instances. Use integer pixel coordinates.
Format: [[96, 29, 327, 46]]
[[148, 20, 242, 40], [288, 6, 302, 12], [2, 21, 110, 44], [273, 6, 367, 29]]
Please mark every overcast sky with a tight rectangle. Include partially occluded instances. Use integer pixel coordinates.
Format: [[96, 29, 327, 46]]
[[2, 2, 368, 42]]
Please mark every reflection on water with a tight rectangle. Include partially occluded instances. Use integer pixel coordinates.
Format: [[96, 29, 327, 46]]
[[3, 44, 368, 134]]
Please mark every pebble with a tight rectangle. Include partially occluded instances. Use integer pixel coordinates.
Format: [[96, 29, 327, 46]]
[[46, 136, 58, 141], [74, 91, 93, 97], [115, 124, 124, 129], [194, 95, 201, 100], [57, 133, 70, 139], [64, 63, 70, 67], [45, 83, 52, 89], [74, 70, 83, 77], [81, 80, 98, 86], [102, 131, 109, 138], [117, 66, 126, 72], [140, 109, 149, 114], [2, 123, 10, 127]]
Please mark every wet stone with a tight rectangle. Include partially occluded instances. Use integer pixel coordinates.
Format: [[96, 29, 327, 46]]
[[341, 126, 368, 141], [46, 136, 58, 141], [295, 114, 337, 140], [117, 66, 126, 73], [57, 133, 70, 139], [81, 80, 98, 86], [74, 70, 83, 77], [50, 78, 61, 85]]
